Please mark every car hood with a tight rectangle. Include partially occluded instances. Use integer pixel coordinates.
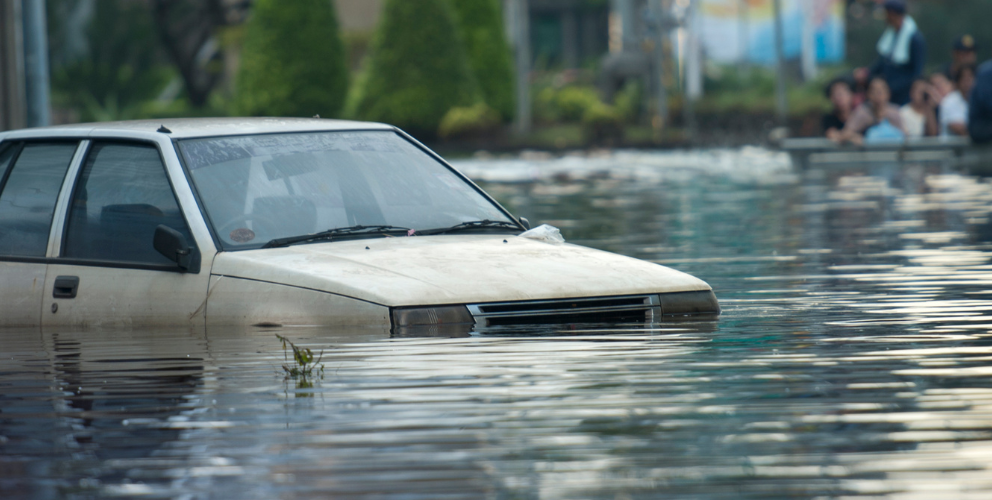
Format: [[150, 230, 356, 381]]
[[209, 235, 712, 307]]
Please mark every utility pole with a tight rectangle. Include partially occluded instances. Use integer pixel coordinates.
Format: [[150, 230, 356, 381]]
[[800, 0, 817, 81], [772, 0, 788, 125], [0, 0, 27, 131], [738, 0, 749, 73], [684, 0, 701, 142], [649, 0, 669, 131], [23, 0, 50, 127], [509, 0, 531, 135]]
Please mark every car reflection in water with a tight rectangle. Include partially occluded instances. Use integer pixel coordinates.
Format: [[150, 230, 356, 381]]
[[0, 328, 207, 498]]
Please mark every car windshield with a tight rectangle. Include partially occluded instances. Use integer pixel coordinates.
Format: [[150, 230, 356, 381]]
[[178, 131, 514, 249]]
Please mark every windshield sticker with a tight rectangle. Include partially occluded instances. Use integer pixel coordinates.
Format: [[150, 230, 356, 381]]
[[181, 132, 407, 170]]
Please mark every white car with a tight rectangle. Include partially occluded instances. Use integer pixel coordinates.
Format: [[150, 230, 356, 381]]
[[0, 118, 717, 334]]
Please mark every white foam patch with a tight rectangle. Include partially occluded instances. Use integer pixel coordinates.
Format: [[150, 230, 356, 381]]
[[451, 147, 796, 185]]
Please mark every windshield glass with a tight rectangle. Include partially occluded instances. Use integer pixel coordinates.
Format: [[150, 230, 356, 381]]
[[178, 131, 513, 249]]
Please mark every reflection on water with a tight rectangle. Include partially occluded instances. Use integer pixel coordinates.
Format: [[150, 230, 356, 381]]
[[6, 150, 992, 498]]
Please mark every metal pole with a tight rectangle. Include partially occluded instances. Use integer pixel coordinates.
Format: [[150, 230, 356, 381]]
[[738, 0, 749, 72], [1, 0, 27, 131], [650, 0, 668, 130], [619, 0, 636, 52], [684, 0, 699, 143], [23, 0, 50, 127], [512, 0, 531, 135], [772, 0, 788, 125], [800, 0, 817, 81]]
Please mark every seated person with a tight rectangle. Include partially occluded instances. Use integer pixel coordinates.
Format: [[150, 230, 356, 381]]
[[822, 77, 855, 141], [837, 77, 905, 145], [970, 60, 992, 143], [940, 64, 976, 137], [900, 78, 938, 138]]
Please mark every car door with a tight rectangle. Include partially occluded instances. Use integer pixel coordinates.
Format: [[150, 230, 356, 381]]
[[0, 141, 81, 327], [42, 140, 211, 327]]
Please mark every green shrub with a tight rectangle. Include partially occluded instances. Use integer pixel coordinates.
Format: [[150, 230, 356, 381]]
[[582, 102, 623, 144], [556, 86, 602, 122], [613, 80, 643, 123], [236, 0, 348, 117], [49, 0, 174, 122], [349, 0, 480, 138], [447, 0, 516, 121], [438, 103, 501, 139], [533, 86, 561, 123]]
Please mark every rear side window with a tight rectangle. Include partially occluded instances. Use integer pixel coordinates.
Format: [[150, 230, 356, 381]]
[[0, 143, 16, 181], [63, 142, 194, 266], [0, 143, 78, 257]]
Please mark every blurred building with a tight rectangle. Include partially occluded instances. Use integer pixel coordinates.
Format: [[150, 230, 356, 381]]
[[529, 0, 609, 69], [333, 0, 609, 70]]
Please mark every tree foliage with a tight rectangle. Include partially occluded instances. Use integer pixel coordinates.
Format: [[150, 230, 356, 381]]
[[447, 0, 515, 121], [48, 0, 173, 121], [236, 0, 348, 117], [349, 0, 480, 138]]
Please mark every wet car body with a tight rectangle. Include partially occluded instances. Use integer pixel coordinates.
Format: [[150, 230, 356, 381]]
[[0, 118, 718, 333]]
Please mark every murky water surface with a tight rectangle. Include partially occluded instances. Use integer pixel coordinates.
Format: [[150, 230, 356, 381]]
[[6, 149, 992, 498]]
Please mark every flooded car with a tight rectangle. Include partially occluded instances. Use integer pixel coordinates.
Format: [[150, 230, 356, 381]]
[[0, 118, 718, 332]]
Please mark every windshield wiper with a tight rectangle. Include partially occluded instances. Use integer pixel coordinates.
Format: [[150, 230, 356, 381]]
[[262, 225, 411, 248], [419, 219, 522, 236]]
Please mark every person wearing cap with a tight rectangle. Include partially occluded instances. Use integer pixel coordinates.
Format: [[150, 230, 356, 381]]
[[855, 0, 926, 106], [970, 60, 992, 144], [940, 64, 976, 137], [944, 35, 979, 80]]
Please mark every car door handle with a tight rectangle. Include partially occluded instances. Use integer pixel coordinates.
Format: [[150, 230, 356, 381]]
[[53, 276, 80, 299]]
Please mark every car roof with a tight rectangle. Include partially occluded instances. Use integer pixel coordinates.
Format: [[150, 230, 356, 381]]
[[0, 117, 396, 141]]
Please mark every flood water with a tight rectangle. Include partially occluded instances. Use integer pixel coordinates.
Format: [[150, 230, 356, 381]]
[[6, 149, 992, 498]]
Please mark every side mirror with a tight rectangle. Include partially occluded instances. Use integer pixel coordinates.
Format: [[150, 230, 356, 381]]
[[154, 225, 192, 271], [519, 217, 531, 230]]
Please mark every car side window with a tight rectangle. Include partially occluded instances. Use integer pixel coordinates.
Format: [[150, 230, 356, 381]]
[[63, 142, 195, 266], [0, 142, 78, 257], [0, 142, 16, 181]]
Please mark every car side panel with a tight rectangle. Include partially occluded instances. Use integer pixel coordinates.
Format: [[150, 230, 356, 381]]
[[205, 275, 390, 328], [0, 262, 46, 326], [42, 264, 211, 328]]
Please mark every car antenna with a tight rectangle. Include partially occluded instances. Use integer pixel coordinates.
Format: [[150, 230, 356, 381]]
[[157, 125, 172, 134]]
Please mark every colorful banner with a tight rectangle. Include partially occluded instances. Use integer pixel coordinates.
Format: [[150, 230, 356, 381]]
[[698, 0, 845, 65]]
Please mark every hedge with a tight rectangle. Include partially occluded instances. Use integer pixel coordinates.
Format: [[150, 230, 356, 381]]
[[236, 0, 348, 117], [349, 0, 480, 138], [447, 0, 516, 121]]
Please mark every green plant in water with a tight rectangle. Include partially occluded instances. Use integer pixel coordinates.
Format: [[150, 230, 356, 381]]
[[276, 334, 324, 380]]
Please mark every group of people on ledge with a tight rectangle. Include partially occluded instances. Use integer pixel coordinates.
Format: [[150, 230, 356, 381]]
[[822, 0, 992, 145]]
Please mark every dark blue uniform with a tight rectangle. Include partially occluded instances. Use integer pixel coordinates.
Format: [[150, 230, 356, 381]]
[[869, 30, 926, 106], [970, 60, 992, 143]]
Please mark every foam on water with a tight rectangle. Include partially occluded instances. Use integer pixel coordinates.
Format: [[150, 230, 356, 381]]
[[452, 147, 797, 185]]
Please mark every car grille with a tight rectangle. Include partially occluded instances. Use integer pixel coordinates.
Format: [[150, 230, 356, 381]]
[[467, 295, 661, 327]]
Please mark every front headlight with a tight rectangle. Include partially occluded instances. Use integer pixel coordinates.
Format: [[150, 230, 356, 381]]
[[657, 290, 720, 317], [391, 305, 475, 327]]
